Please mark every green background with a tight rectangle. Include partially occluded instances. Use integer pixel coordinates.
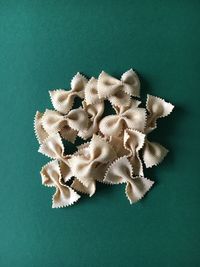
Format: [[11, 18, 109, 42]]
[[0, 1, 200, 266]]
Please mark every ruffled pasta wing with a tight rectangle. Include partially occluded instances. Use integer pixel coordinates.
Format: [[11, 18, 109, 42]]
[[143, 139, 169, 168], [123, 107, 146, 132], [34, 111, 48, 144], [42, 109, 67, 134], [98, 71, 122, 98], [121, 69, 140, 97], [145, 94, 174, 133], [125, 177, 154, 204], [84, 77, 100, 105], [67, 108, 89, 132]]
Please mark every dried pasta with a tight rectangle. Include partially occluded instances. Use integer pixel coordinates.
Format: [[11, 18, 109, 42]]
[[34, 69, 174, 208]]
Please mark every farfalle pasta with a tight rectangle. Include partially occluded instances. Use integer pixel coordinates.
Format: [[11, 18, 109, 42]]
[[42, 108, 89, 143], [99, 100, 146, 137], [49, 72, 87, 114], [104, 157, 154, 204], [69, 134, 117, 196], [41, 160, 80, 208], [34, 69, 174, 208], [98, 69, 140, 107]]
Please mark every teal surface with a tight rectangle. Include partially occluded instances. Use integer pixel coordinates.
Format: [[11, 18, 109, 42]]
[[0, 1, 200, 266]]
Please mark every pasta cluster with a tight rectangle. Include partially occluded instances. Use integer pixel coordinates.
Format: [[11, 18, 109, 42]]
[[34, 69, 174, 208]]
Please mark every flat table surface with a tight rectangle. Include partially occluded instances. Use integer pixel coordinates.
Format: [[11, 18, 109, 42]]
[[0, 1, 200, 266]]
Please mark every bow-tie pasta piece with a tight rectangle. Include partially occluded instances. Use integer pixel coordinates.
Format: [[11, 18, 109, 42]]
[[41, 160, 80, 208], [97, 69, 140, 107], [41, 109, 77, 142], [98, 69, 140, 98], [145, 94, 174, 133], [68, 135, 117, 196], [41, 108, 89, 143], [104, 157, 154, 203], [49, 73, 88, 114], [78, 101, 104, 140], [97, 71, 131, 107], [143, 139, 169, 168], [38, 133, 73, 182], [38, 133, 66, 159], [124, 129, 145, 176], [99, 100, 146, 137], [34, 111, 48, 144]]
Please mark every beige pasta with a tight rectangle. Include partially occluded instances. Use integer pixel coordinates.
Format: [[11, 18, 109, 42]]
[[34, 69, 174, 208]]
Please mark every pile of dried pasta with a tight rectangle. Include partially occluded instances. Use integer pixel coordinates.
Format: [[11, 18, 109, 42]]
[[34, 69, 174, 208]]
